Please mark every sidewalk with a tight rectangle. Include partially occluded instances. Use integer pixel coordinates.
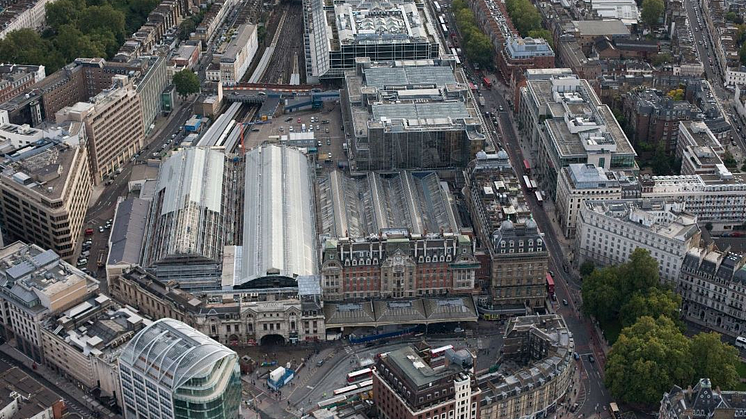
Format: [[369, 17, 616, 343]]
[[0, 343, 120, 418]]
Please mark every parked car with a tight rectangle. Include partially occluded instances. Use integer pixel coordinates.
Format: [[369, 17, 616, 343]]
[[562, 299, 568, 306], [85, 228, 94, 236], [77, 258, 88, 266], [588, 355, 595, 363], [99, 226, 104, 233]]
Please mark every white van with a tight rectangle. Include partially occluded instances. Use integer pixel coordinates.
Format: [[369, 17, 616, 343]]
[[736, 336, 746, 349], [301, 123, 307, 132]]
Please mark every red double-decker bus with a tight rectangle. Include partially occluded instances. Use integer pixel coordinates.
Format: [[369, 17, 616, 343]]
[[523, 159, 531, 175], [482, 77, 492, 89], [546, 273, 555, 296]]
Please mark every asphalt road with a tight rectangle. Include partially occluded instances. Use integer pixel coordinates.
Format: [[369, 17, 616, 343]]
[[477, 82, 612, 416]]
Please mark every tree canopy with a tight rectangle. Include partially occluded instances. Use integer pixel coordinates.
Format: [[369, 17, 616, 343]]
[[505, 0, 542, 36], [605, 316, 694, 406], [641, 0, 664, 27], [690, 332, 740, 390], [451, 0, 494, 69], [606, 317, 742, 406], [173, 69, 200, 98], [0, 0, 161, 73]]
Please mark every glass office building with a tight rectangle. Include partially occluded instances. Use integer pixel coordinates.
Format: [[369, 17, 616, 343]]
[[119, 319, 241, 419]]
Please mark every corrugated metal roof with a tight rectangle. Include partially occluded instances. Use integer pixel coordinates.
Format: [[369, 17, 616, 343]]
[[240, 145, 317, 285], [108, 198, 150, 266], [156, 147, 224, 215]]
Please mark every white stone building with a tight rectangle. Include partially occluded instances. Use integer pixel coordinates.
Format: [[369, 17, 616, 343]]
[[575, 199, 701, 282]]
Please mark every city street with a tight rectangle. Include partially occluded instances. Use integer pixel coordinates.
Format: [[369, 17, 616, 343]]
[[478, 80, 614, 417]]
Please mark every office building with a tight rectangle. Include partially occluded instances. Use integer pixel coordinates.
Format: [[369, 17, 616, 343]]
[[0, 123, 92, 260], [41, 293, 148, 409], [659, 378, 746, 419], [480, 315, 575, 419], [0, 64, 45, 104], [555, 164, 637, 238], [559, 20, 630, 55], [623, 89, 701, 155], [373, 345, 481, 419], [0, 242, 98, 363], [0, 0, 55, 39], [677, 245, 746, 340], [317, 170, 478, 300], [56, 75, 145, 183], [575, 199, 701, 282], [517, 70, 637, 198], [640, 172, 746, 233], [141, 147, 243, 290], [464, 151, 548, 315], [676, 120, 725, 176], [303, 0, 440, 81], [343, 58, 487, 171], [118, 319, 241, 419], [217, 24, 258, 84]]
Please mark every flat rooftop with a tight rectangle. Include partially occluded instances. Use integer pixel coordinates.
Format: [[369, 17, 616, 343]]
[[334, 0, 430, 45], [0, 359, 62, 417], [385, 346, 469, 388], [0, 124, 86, 201], [583, 199, 699, 240], [570, 20, 630, 37]]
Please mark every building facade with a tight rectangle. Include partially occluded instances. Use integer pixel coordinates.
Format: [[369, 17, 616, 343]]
[[555, 164, 627, 238], [659, 378, 746, 419], [480, 315, 575, 419], [320, 232, 478, 301], [0, 124, 92, 260], [489, 220, 548, 313], [218, 24, 258, 84], [623, 89, 700, 155], [118, 319, 242, 419], [0, 64, 45, 104], [41, 294, 147, 409], [575, 199, 701, 282], [342, 59, 487, 172], [56, 75, 145, 183], [517, 70, 637, 199], [303, 0, 440, 81], [374, 345, 481, 419], [677, 245, 746, 340], [0, 242, 98, 363]]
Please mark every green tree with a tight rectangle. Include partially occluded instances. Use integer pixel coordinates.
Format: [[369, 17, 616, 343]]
[[741, 159, 746, 172], [652, 52, 673, 66], [641, 0, 664, 27], [54, 25, 104, 62], [173, 69, 200, 98], [620, 288, 682, 328], [45, 0, 85, 31], [690, 332, 740, 390], [619, 248, 660, 296], [667, 88, 684, 101], [0, 29, 65, 72], [605, 316, 694, 406], [80, 5, 126, 42], [528, 28, 553, 48], [178, 18, 197, 41], [465, 32, 494, 69], [579, 261, 595, 277], [581, 267, 622, 323]]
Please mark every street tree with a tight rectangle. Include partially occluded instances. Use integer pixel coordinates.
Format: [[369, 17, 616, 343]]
[[579, 261, 595, 277], [581, 267, 622, 324], [691, 332, 740, 390], [605, 316, 694, 406], [173, 69, 200, 98]]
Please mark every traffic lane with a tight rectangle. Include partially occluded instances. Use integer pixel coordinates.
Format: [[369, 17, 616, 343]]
[[491, 95, 610, 415]]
